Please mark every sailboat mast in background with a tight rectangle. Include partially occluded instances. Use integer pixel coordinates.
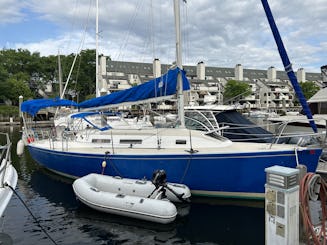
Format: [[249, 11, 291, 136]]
[[58, 50, 63, 98], [174, 0, 185, 128], [95, 0, 100, 97]]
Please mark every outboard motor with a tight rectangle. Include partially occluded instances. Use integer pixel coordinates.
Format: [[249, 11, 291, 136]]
[[150, 169, 190, 203], [151, 169, 167, 188]]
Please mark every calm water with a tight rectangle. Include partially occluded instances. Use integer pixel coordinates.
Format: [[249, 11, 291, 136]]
[[1, 126, 265, 245]]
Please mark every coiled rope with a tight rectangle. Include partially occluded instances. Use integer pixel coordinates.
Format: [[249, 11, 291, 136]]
[[4, 183, 58, 245], [300, 173, 327, 245]]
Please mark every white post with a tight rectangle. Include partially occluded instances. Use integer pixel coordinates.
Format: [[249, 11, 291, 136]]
[[19, 95, 23, 118], [265, 166, 299, 245], [217, 79, 222, 105]]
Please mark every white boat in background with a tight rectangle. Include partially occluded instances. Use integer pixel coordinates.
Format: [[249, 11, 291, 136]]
[[268, 87, 327, 133], [54, 111, 153, 135], [0, 133, 18, 217], [72, 171, 189, 224], [268, 114, 327, 133], [243, 110, 278, 119]]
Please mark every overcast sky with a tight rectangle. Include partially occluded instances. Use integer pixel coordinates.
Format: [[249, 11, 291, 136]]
[[0, 0, 326, 72]]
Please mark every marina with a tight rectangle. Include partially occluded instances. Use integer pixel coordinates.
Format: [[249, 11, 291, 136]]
[[17, 0, 325, 201], [1, 0, 327, 244]]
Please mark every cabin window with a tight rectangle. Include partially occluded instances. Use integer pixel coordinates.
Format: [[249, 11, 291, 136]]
[[120, 139, 142, 144], [176, 139, 187, 144], [92, 139, 111, 143]]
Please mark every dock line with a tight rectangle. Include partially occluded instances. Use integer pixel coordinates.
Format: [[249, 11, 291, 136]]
[[4, 183, 58, 245]]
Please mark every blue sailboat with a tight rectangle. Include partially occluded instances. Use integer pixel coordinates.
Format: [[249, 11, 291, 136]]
[[20, 0, 322, 199]]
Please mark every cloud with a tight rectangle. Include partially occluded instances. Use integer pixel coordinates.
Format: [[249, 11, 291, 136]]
[[0, 0, 26, 24], [2, 0, 326, 72], [12, 31, 94, 57]]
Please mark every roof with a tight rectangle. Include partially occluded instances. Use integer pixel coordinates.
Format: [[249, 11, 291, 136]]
[[308, 87, 327, 103], [107, 60, 322, 83]]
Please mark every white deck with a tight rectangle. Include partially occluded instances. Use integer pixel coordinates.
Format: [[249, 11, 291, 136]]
[[31, 127, 307, 155]]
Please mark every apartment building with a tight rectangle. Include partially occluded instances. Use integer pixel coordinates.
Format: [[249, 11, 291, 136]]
[[98, 56, 323, 111]]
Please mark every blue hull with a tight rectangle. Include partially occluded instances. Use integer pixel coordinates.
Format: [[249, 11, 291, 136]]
[[27, 146, 321, 199]]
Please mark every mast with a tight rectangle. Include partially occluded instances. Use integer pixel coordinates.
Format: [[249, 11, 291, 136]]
[[173, 0, 185, 128], [95, 0, 100, 97], [58, 50, 63, 98]]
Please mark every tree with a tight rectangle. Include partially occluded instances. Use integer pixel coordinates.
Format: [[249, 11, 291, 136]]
[[223, 80, 251, 102], [0, 79, 11, 102], [299, 81, 320, 100], [0, 49, 51, 98], [0, 48, 100, 101], [52, 49, 97, 101], [0, 66, 9, 101], [0, 65, 8, 82], [6, 73, 33, 105], [73, 49, 97, 101]]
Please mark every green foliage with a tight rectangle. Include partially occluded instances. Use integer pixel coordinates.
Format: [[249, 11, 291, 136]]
[[0, 105, 19, 117], [0, 65, 9, 82], [85, 94, 96, 100], [73, 49, 97, 101], [0, 49, 47, 100], [6, 74, 33, 105], [0, 48, 104, 103], [0, 79, 11, 102], [299, 81, 320, 100], [223, 80, 251, 101]]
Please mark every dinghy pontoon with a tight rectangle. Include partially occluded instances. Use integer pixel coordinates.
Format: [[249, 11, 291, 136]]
[[73, 170, 191, 224]]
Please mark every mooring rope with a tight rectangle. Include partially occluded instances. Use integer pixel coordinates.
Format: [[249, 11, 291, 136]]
[[4, 183, 58, 245], [103, 151, 122, 177], [294, 147, 300, 167], [180, 155, 192, 184], [299, 173, 327, 245]]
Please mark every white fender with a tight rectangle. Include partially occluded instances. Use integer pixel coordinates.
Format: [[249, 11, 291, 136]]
[[16, 139, 25, 156]]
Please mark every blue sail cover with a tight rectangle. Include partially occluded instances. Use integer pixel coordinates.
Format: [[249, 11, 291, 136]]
[[21, 98, 78, 116], [70, 111, 118, 118], [261, 0, 318, 133], [78, 67, 190, 109]]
